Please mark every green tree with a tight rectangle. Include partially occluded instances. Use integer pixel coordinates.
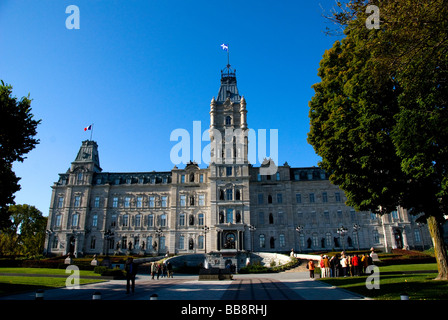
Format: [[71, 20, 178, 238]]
[[0, 82, 41, 229], [309, 0, 448, 279], [6, 204, 47, 256]]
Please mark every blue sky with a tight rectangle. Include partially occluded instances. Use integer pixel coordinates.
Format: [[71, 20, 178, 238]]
[[1, 0, 342, 215]]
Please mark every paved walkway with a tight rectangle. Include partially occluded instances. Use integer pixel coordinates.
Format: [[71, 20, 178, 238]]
[[0, 271, 368, 301]]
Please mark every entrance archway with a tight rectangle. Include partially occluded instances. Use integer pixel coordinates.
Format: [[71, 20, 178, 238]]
[[394, 228, 403, 249]]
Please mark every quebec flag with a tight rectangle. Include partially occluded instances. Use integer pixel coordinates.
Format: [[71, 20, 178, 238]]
[[221, 43, 229, 51]]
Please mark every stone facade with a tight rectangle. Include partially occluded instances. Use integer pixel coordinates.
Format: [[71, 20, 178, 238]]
[[44, 66, 432, 257]]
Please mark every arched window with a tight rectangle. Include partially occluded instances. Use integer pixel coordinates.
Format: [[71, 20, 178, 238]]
[[235, 189, 241, 200], [269, 213, 274, 224], [225, 116, 232, 125], [259, 234, 266, 248]]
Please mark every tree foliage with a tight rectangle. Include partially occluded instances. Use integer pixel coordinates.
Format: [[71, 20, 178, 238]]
[[0, 204, 47, 256], [0, 82, 41, 229], [309, 0, 448, 279]]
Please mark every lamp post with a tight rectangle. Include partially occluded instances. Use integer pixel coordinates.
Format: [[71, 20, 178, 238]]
[[337, 226, 348, 251], [104, 229, 114, 257], [203, 225, 210, 253], [248, 225, 256, 252], [295, 225, 304, 253], [155, 228, 163, 255], [353, 224, 361, 251]]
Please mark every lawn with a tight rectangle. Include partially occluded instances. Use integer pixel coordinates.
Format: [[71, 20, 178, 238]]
[[318, 263, 448, 300], [0, 267, 107, 296]]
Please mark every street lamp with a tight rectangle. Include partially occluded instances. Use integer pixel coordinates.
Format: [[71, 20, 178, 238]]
[[353, 224, 361, 251], [248, 225, 256, 252], [104, 229, 114, 257], [203, 225, 210, 253], [337, 226, 348, 251], [295, 225, 304, 253]]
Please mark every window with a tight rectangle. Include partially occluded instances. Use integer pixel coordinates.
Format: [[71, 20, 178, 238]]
[[373, 230, 380, 244], [259, 234, 266, 248], [198, 194, 205, 206], [268, 195, 272, 204], [391, 211, 398, 220], [147, 236, 153, 249], [200, 174, 204, 183], [160, 236, 166, 250], [371, 213, 377, 220], [278, 212, 284, 224], [226, 167, 232, 176], [337, 210, 343, 219], [71, 213, 79, 227], [312, 233, 319, 247], [122, 214, 129, 227], [277, 193, 283, 204], [226, 116, 232, 125], [179, 236, 185, 250], [335, 192, 341, 202], [90, 237, 96, 249], [235, 190, 241, 200], [322, 192, 328, 203], [113, 197, 118, 208], [111, 214, 117, 227], [226, 189, 233, 201], [121, 237, 127, 249], [324, 211, 330, 220], [279, 234, 285, 247], [258, 194, 263, 204], [135, 214, 141, 227], [276, 172, 280, 181], [148, 214, 154, 227], [52, 237, 59, 249], [226, 209, 233, 223], [126, 178, 132, 184], [325, 233, 332, 247], [92, 214, 98, 227], [74, 196, 81, 207], [96, 178, 102, 184], [198, 236, 204, 249], [58, 197, 64, 208], [160, 214, 167, 227], [414, 229, 421, 243], [161, 196, 167, 208], [149, 196, 155, 208], [179, 214, 185, 226], [296, 193, 302, 204], [55, 215, 61, 227], [269, 213, 274, 224], [137, 196, 143, 208], [309, 193, 315, 203], [77, 172, 83, 183], [124, 197, 131, 208], [181, 175, 185, 183], [294, 173, 300, 181], [190, 173, 195, 182], [257, 174, 261, 181], [115, 178, 120, 185], [180, 195, 186, 206], [198, 213, 204, 225], [94, 196, 100, 208]]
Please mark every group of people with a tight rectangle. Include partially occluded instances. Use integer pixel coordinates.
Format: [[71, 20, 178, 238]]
[[124, 257, 174, 294], [150, 260, 174, 280], [307, 252, 375, 279]]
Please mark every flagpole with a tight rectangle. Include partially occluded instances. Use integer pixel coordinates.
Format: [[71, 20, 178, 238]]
[[90, 123, 94, 141]]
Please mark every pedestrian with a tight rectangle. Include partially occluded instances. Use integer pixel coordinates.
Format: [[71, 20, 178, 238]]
[[340, 254, 348, 277], [323, 255, 331, 278], [125, 257, 138, 294], [319, 255, 325, 278], [308, 260, 315, 279], [352, 254, 360, 276], [151, 261, 157, 280], [167, 261, 173, 278], [162, 263, 167, 278], [157, 263, 162, 279], [331, 254, 340, 277]]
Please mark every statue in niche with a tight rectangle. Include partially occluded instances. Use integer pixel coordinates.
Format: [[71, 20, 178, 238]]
[[141, 241, 145, 250], [236, 211, 241, 223], [128, 241, 133, 250], [219, 212, 224, 223], [189, 215, 194, 225], [189, 238, 194, 250]]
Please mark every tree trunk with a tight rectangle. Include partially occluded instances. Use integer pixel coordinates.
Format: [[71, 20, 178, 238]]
[[427, 215, 448, 280]]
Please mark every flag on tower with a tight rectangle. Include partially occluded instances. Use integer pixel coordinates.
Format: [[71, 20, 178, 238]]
[[221, 43, 229, 51], [84, 124, 92, 131]]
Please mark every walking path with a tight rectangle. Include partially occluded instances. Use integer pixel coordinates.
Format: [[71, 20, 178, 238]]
[[0, 271, 368, 301]]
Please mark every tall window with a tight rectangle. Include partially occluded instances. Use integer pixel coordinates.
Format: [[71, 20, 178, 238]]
[[58, 197, 64, 208], [92, 214, 98, 227], [161, 196, 167, 208], [309, 193, 315, 203], [225, 116, 232, 125], [124, 197, 130, 208], [148, 214, 154, 227], [71, 213, 79, 227], [226, 209, 233, 223], [296, 193, 302, 204], [259, 234, 266, 248], [277, 193, 283, 204], [198, 236, 204, 249], [279, 234, 285, 247], [258, 212, 265, 225], [122, 214, 129, 227], [149, 196, 155, 208], [55, 215, 62, 227], [160, 236, 166, 250], [179, 213, 185, 226], [179, 236, 185, 250], [322, 192, 328, 203], [226, 167, 232, 176], [94, 196, 100, 208], [135, 214, 141, 227], [258, 194, 263, 204], [198, 213, 204, 226], [113, 197, 118, 208], [180, 195, 186, 206], [335, 192, 341, 202], [137, 196, 143, 208], [226, 189, 233, 201], [198, 194, 205, 206], [74, 196, 81, 207], [160, 214, 167, 227]]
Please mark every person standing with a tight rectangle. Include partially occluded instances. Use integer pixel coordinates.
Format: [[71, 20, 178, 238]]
[[352, 254, 360, 276], [308, 260, 315, 279], [167, 261, 173, 278], [340, 254, 348, 277], [151, 261, 157, 280], [125, 257, 138, 294]]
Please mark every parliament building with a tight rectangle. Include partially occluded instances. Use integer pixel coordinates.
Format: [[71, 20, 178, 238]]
[[44, 65, 432, 257]]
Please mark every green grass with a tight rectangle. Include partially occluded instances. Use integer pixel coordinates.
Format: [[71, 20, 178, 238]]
[[318, 263, 448, 300], [0, 267, 107, 296]]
